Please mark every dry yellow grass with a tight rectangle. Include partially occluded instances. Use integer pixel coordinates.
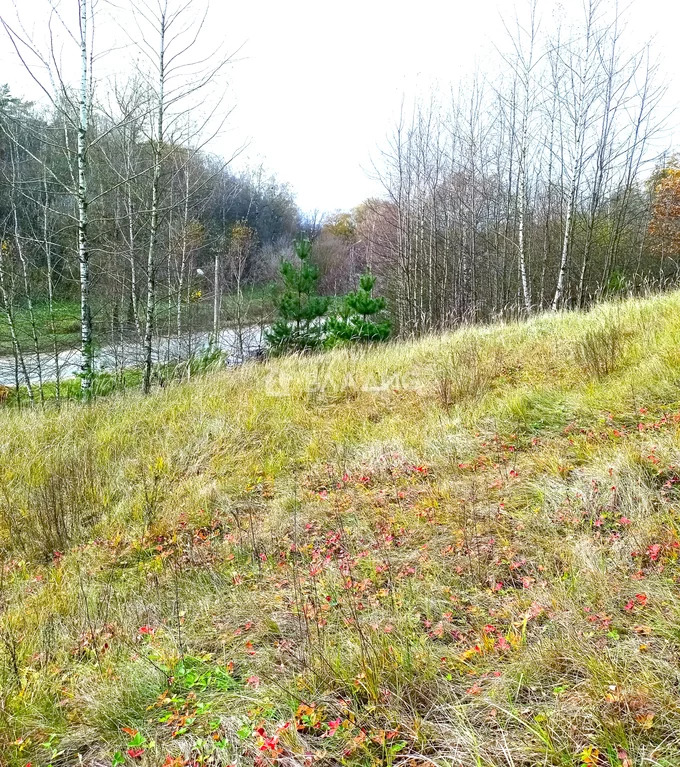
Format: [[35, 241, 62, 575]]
[[3, 292, 680, 766]]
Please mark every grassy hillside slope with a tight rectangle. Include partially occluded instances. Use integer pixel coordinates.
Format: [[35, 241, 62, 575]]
[[3, 292, 680, 767]]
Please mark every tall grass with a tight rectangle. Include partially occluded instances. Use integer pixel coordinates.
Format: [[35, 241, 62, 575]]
[[2, 291, 680, 765]]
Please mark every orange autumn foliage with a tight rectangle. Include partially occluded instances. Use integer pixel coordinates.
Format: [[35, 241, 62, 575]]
[[649, 167, 680, 256]]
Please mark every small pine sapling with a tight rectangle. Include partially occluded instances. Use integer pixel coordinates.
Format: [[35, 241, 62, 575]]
[[266, 238, 330, 355], [325, 270, 391, 346]]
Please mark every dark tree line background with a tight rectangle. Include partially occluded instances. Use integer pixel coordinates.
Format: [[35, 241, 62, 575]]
[[0, 86, 299, 322]]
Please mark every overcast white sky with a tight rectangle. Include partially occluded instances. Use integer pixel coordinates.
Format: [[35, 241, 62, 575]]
[[1, 0, 679, 214]]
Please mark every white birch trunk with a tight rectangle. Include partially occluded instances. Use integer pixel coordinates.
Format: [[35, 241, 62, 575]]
[[142, 9, 166, 394], [77, 0, 93, 392]]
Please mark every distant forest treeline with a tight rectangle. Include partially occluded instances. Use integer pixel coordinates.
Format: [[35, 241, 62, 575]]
[[0, 82, 300, 306]]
